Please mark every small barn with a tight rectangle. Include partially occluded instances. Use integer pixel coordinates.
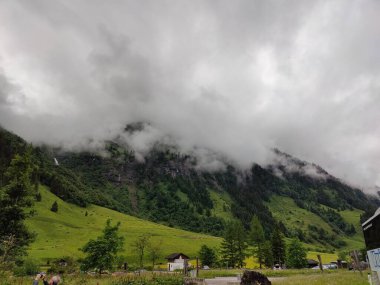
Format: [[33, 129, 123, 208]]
[[166, 253, 190, 271]]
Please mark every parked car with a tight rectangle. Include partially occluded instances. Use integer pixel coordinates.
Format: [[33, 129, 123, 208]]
[[312, 264, 338, 270], [326, 264, 338, 269]]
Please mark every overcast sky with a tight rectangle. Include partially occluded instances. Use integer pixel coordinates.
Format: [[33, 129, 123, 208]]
[[0, 0, 379, 190]]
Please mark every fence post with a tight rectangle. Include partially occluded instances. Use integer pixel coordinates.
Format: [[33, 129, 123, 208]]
[[196, 257, 199, 278], [317, 254, 323, 272]]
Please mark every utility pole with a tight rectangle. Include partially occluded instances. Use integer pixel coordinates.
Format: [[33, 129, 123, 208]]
[[184, 259, 188, 276]]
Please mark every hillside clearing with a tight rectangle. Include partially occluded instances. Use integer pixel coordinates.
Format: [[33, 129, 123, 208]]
[[26, 186, 222, 263]]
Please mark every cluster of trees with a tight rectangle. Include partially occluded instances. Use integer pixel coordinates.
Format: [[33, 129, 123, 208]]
[[131, 234, 163, 269], [307, 225, 347, 248], [139, 182, 225, 236], [80, 220, 164, 273], [199, 216, 307, 269]]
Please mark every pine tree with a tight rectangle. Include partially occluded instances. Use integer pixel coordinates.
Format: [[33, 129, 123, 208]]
[[220, 223, 237, 268], [286, 239, 307, 268], [262, 241, 274, 268], [234, 222, 248, 268], [249, 216, 265, 268], [271, 225, 286, 267], [50, 201, 58, 213], [0, 148, 36, 262], [220, 221, 247, 268]]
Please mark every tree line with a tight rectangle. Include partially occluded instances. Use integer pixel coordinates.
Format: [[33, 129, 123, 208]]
[[199, 216, 307, 269]]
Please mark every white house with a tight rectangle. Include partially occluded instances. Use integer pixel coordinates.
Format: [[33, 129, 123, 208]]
[[166, 253, 190, 271]]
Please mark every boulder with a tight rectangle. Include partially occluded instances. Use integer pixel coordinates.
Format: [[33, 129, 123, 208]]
[[240, 270, 271, 285]]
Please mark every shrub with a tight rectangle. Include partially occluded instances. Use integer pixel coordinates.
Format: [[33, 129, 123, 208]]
[[13, 259, 40, 276], [47, 256, 77, 274]]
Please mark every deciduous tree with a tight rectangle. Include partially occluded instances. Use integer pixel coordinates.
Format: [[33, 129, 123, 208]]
[[286, 239, 307, 268], [199, 245, 216, 267], [148, 239, 162, 269], [133, 234, 151, 269], [80, 219, 124, 274]]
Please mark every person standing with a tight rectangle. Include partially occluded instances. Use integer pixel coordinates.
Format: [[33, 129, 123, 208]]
[[32, 273, 48, 285], [49, 275, 61, 285]]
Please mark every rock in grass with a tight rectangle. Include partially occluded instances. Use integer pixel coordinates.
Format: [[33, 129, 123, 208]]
[[240, 270, 271, 285]]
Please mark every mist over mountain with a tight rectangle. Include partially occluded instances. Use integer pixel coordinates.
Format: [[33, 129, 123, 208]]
[[1, 1, 380, 190], [2, 125, 379, 252]]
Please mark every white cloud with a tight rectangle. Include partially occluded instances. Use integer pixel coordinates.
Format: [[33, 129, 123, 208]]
[[0, 0, 380, 190]]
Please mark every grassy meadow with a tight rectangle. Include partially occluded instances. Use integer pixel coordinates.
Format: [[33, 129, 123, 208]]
[[271, 271, 369, 285], [2, 270, 370, 285], [26, 187, 344, 268], [339, 209, 365, 249], [26, 187, 341, 268], [26, 186, 222, 264], [267, 195, 364, 252]]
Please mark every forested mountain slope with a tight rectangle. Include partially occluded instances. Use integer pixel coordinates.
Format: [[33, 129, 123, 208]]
[[1, 126, 379, 252]]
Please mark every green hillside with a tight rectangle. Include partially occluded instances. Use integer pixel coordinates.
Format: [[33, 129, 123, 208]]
[[339, 208, 365, 249], [209, 190, 234, 220], [26, 186, 222, 264], [27, 187, 339, 269], [1, 126, 376, 258], [267, 195, 364, 251]]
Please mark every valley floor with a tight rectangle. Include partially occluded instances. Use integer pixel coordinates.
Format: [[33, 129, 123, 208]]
[[2, 270, 369, 285]]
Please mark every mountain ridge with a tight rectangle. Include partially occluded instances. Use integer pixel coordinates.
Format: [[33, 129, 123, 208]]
[[1, 126, 379, 252]]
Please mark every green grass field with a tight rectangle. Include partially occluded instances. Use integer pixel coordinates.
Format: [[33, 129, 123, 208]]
[[209, 190, 234, 221], [339, 209, 365, 250], [4, 270, 369, 285], [267, 195, 365, 252], [26, 188, 357, 268], [271, 271, 369, 285], [267, 196, 334, 235], [26, 186, 222, 264]]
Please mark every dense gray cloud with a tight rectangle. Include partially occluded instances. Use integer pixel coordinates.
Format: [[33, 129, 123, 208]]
[[0, 0, 379, 190]]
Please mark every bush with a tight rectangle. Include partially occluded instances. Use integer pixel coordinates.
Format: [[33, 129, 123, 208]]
[[13, 259, 40, 276], [47, 257, 78, 274]]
